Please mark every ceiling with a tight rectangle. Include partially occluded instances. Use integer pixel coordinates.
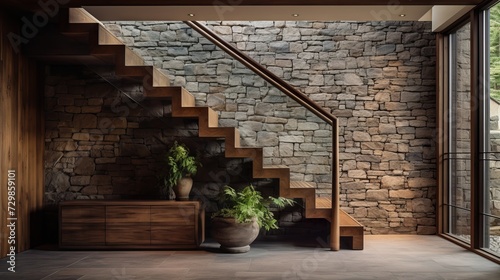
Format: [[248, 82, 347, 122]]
[[2, 0, 484, 22], [84, 5, 435, 21]]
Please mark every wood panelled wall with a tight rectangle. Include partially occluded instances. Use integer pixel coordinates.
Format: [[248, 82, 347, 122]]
[[0, 10, 44, 258]]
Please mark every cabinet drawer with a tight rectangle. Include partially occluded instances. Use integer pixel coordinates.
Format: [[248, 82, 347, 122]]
[[61, 206, 105, 223], [61, 223, 105, 245], [106, 206, 150, 223], [151, 206, 195, 225], [151, 225, 195, 245], [106, 224, 150, 245]]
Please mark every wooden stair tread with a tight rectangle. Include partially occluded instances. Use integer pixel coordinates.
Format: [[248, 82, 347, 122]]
[[315, 197, 332, 209], [340, 209, 363, 227], [315, 198, 362, 228], [69, 8, 100, 24], [290, 181, 315, 189], [263, 165, 288, 169]]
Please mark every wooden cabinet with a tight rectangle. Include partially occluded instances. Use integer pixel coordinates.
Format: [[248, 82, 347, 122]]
[[59, 205, 105, 246], [59, 200, 204, 249], [106, 206, 150, 245]]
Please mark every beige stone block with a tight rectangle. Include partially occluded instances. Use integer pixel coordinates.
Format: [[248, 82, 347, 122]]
[[72, 133, 90, 141], [408, 177, 436, 188], [352, 131, 371, 142], [368, 207, 388, 218], [412, 198, 434, 213], [381, 151, 400, 161], [350, 201, 378, 207], [389, 189, 422, 199], [381, 176, 404, 188], [70, 176, 90, 186], [366, 189, 388, 201], [348, 170, 367, 179]]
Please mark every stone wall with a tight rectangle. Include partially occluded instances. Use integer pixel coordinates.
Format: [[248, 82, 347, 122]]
[[44, 65, 324, 237], [45, 20, 437, 235]]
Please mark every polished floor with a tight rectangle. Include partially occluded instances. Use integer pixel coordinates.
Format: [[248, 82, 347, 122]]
[[0, 235, 498, 280]]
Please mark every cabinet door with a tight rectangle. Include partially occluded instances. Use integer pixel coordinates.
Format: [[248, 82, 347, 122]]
[[106, 206, 150, 223], [60, 206, 105, 246], [106, 206, 150, 245], [61, 223, 106, 246], [151, 225, 195, 245], [61, 206, 105, 223], [150, 204, 197, 246], [151, 205, 195, 225]]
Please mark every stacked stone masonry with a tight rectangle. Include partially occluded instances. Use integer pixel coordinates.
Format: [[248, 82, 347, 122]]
[[45, 20, 437, 235]]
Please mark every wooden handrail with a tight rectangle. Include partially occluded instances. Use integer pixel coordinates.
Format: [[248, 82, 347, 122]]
[[185, 20, 340, 251], [184, 21, 336, 125]]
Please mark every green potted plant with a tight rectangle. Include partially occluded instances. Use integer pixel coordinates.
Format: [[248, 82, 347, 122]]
[[211, 184, 294, 253], [163, 141, 200, 200]]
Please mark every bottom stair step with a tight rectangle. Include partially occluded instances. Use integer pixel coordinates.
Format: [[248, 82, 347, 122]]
[[314, 197, 364, 250], [339, 209, 364, 250]]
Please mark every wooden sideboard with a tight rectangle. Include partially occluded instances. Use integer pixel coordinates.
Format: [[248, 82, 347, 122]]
[[59, 200, 204, 249]]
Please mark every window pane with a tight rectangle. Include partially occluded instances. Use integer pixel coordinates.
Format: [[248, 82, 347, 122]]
[[481, 215, 500, 254], [446, 22, 471, 243], [486, 3, 500, 257], [449, 207, 472, 240]]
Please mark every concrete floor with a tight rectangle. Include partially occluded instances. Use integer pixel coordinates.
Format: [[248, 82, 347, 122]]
[[0, 235, 498, 280]]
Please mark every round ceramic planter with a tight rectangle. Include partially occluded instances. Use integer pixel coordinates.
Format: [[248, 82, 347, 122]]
[[211, 217, 260, 253]]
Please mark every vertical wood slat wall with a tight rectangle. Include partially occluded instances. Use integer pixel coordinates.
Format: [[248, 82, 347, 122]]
[[0, 10, 44, 258]]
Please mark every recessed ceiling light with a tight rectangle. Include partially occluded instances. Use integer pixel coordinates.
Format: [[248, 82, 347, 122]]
[[399, 14, 406, 17], [292, 14, 299, 17], [188, 13, 195, 17]]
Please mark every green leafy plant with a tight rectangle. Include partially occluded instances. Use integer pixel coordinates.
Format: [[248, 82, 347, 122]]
[[212, 185, 294, 231], [164, 141, 200, 188]]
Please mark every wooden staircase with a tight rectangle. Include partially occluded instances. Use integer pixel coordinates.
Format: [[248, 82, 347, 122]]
[[29, 8, 363, 250]]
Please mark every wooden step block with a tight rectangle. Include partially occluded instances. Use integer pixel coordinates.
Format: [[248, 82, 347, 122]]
[[123, 48, 144, 66], [179, 88, 196, 107], [264, 165, 288, 169], [255, 165, 289, 179], [225, 147, 259, 158], [115, 65, 153, 77], [290, 181, 315, 189], [339, 209, 364, 250], [152, 68, 171, 87], [69, 8, 100, 24], [199, 127, 235, 138], [98, 25, 124, 46], [315, 197, 331, 209], [145, 87, 195, 110], [207, 108, 219, 128]]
